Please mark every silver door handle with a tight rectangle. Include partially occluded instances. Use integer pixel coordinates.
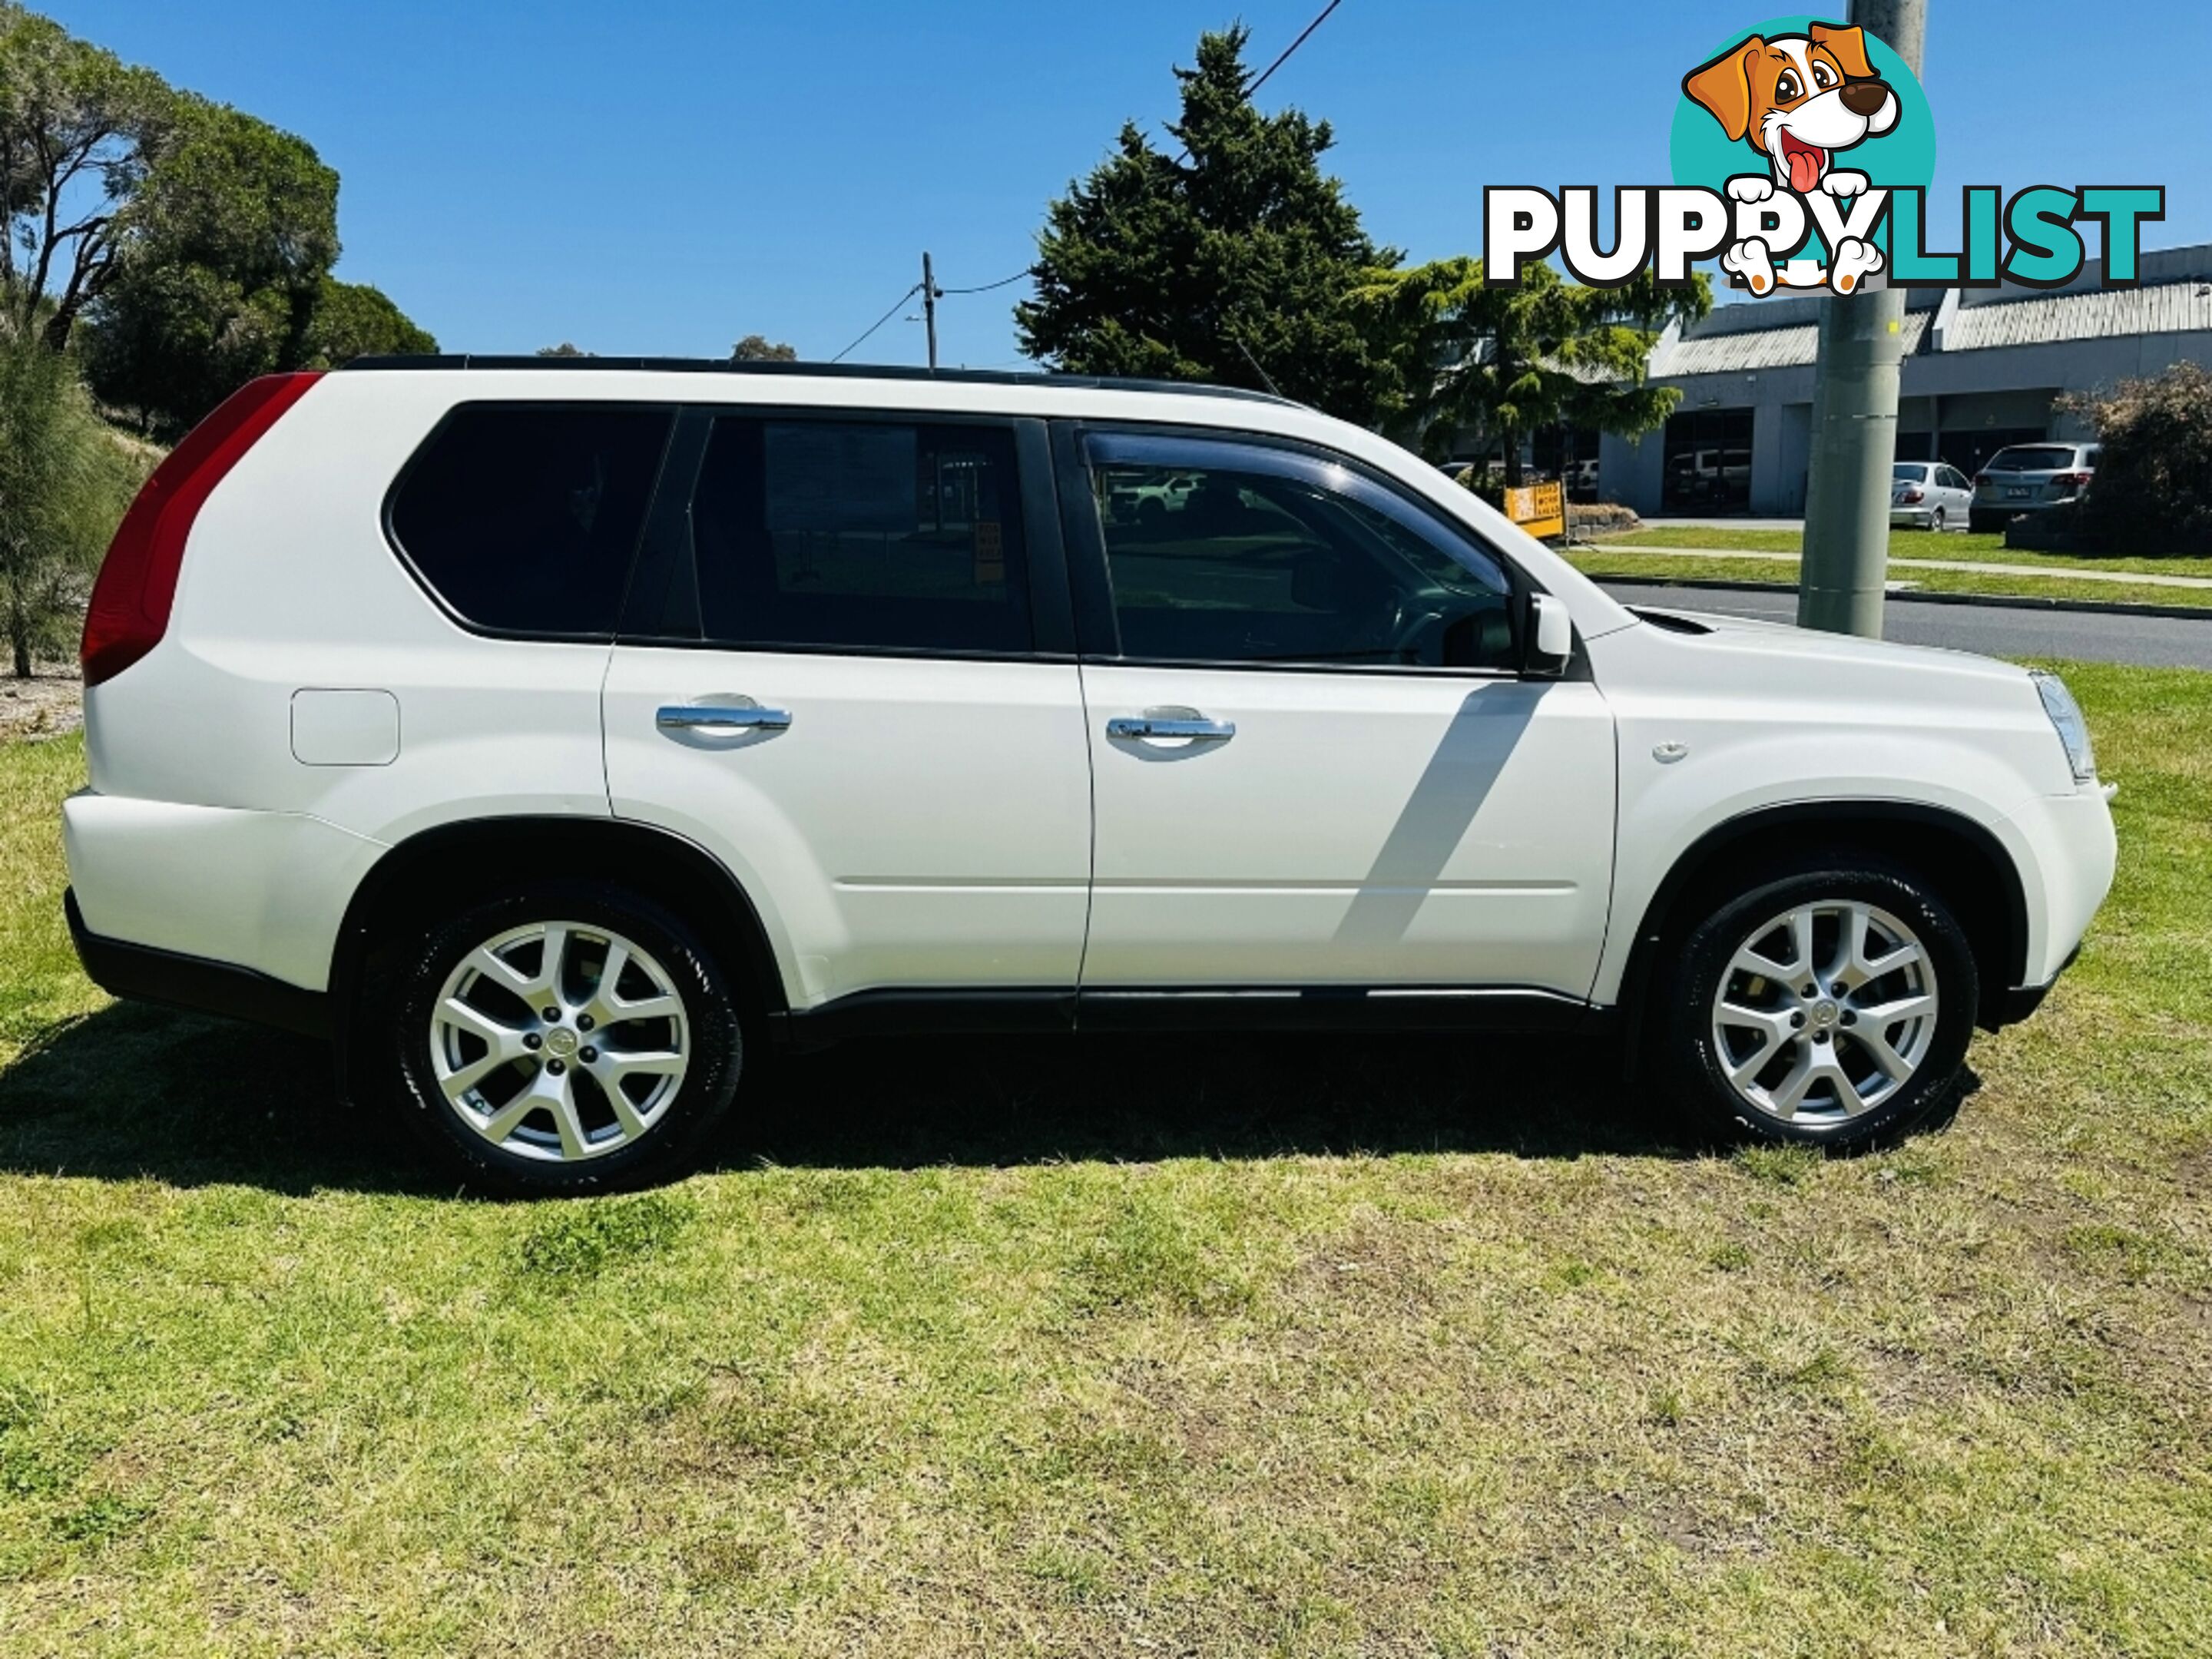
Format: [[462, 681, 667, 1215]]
[[657, 704, 792, 733], [1107, 715, 1235, 743]]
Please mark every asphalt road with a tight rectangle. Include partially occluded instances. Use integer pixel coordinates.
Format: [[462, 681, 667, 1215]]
[[1598, 581, 2212, 671]]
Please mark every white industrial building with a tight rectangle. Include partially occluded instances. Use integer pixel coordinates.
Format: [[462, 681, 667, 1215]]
[[1598, 241, 2212, 518]]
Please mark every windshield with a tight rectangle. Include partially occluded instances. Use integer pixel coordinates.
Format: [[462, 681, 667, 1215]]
[[1985, 446, 2076, 471], [1892, 464, 1929, 482]]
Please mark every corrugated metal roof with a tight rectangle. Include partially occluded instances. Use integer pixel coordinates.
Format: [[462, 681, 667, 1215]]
[[1646, 263, 2212, 378], [1651, 310, 1929, 376], [1943, 280, 2212, 351]]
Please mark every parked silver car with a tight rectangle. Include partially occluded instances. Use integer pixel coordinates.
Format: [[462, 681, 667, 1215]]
[[1969, 442, 2099, 535], [1890, 461, 1974, 532]]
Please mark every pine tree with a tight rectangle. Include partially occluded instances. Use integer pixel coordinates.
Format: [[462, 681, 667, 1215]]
[[1015, 27, 1397, 426]]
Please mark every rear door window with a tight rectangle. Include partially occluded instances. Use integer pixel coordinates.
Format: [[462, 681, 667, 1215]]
[[389, 404, 674, 636], [687, 416, 1032, 655]]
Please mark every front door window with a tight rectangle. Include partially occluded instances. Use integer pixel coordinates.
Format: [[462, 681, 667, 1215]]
[[1084, 432, 1518, 671]]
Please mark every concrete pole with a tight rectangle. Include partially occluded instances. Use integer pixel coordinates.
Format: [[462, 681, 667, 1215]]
[[1796, 0, 1926, 637], [922, 251, 939, 372]]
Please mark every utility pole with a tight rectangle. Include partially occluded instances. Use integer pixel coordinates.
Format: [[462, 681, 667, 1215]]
[[921, 251, 939, 371], [1797, 0, 1926, 637]]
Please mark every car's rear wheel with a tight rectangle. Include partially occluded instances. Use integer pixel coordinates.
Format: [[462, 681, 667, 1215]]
[[388, 882, 743, 1194], [1657, 859, 1979, 1150], [1930, 506, 1947, 533]]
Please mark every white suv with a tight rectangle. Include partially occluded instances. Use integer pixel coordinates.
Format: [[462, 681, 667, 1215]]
[[65, 361, 2117, 1192]]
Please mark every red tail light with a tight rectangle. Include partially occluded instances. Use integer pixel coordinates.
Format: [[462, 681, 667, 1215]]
[[2050, 471, 2091, 488], [1974, 472, 1991, 486], [1899, 487, 1924, 503], [81, 373, 322, 687]]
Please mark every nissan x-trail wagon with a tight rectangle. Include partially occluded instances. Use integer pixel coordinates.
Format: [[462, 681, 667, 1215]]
[[65, 359, 2115, 1192]]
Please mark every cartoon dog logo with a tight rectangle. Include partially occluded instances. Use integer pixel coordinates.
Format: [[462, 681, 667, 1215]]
[[1684, 22, 1900, 293]]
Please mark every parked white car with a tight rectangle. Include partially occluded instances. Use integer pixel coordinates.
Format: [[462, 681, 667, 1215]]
[[66, 362, 2116, 1191], [1889, 460, 1974, 532]]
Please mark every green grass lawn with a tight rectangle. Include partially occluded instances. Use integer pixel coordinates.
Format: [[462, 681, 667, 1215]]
[[3, 672, 2210, 1656], [1598, 525, 2212, 582], [1567, 548, 2212, 611]]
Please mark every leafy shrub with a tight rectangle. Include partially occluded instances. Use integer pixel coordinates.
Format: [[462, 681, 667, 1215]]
[[0, 326, 146, 677], [2056, 362, 2212, 555]]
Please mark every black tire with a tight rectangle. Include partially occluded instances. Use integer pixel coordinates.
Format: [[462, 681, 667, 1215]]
[[1655, 858, 1979, 1151], [383, 882, 744, 1195], [1930, 507, 1946, 534]]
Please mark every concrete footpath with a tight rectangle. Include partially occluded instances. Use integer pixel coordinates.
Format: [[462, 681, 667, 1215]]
[[1581, 541, 2212, 591]]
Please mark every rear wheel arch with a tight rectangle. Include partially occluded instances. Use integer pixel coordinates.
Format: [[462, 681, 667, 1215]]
[[330, 817, 790, 1084], [1616, 802, 2031, 1048]]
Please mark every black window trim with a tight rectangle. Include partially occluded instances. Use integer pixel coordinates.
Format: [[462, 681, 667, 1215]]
[[614, 405, 1077, 664], [1055, 416, 1558, 681], [379, 399, 684, 645]]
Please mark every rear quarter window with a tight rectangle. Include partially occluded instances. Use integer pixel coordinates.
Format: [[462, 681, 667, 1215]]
[[389, 404, 674, 636]]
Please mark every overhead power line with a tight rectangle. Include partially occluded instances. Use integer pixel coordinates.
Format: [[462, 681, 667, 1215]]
[[920, 0, 1349, 314], [823, 0, 1348, 362], [1249, 0, 1344, 97], [935, 270, 1032, 296], [830, 282, 922, 363]]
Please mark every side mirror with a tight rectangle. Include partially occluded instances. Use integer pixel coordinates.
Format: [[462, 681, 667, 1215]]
[[1523, 593, 1573, 676]]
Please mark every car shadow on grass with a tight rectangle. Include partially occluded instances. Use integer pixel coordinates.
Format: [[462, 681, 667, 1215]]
[[0, 1002, 411, 1194], [0, 1000, 1706, 1194], [737, 1028, 1693, 1173]]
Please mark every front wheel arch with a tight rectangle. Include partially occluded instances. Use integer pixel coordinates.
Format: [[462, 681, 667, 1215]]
[[1614, 803, 2031, 1067]]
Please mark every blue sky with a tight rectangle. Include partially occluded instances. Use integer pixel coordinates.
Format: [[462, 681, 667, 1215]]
[[41, 1, 2212, 368]]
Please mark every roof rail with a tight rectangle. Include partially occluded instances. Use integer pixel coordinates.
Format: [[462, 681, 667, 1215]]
[[337, 354, 1303, 408]]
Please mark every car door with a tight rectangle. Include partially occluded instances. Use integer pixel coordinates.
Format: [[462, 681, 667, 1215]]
[[1937, 465, 1972, 520], [1063, 426, 1617, 1009], [602, 410, 1092, 1013]]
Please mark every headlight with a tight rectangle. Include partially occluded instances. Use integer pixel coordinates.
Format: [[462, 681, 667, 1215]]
[[2032, 671, 2097, 783]]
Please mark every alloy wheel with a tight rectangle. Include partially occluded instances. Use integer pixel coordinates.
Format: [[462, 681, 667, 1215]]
[[429, 920, 690, 1162], [1709, 899, 1939, 1127]]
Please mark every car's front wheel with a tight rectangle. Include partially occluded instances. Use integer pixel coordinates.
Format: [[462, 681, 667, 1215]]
[[387, 883, 744, 1194], [1657, 860, 1979, 1149]]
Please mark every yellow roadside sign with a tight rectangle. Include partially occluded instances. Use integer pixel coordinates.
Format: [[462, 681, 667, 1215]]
[[1505, 482, 1565, 538]]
